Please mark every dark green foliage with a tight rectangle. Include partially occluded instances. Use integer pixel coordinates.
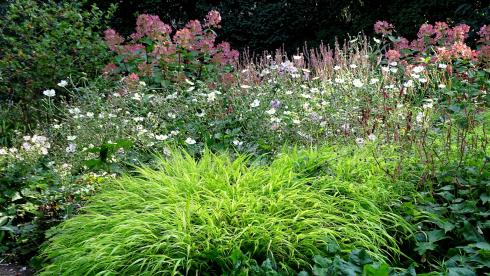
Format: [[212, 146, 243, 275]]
[[231, 249, 418, 275], [413, 156, 490, 274], [0, 0, 114, 104]]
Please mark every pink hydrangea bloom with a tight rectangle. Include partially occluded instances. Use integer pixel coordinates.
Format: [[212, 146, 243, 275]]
[[394, 37, 410, 50], [374, 21, 394, 35], [417, 23, 435, 39], [435, 46, 453, 62], [186, 20, 203, 34], [478, 25, 490, 43], [131, 14, 172, 41], [152, 42, 177, 62], [434, 22, 452, 42], [103, 63, 118, 75], [204, 10, 221, 28], [451, 24, 470, 42], [212, 42, 239, 66], [104, 29, 124, 51], [385, 49, 401, 61], [451, 41, 474, 60], [477, 45, 490, 64], [174, 28, 195, 50], [197, 33, 217, 53]]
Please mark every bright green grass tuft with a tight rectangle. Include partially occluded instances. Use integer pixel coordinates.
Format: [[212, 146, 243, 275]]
[[39, 147, 414, 275]]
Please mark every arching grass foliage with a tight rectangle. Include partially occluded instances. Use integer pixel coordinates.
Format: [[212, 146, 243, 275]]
[[38, 147, 415, 275]]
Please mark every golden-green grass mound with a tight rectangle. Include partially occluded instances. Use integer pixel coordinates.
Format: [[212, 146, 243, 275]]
[[39, 147, 413, 275]]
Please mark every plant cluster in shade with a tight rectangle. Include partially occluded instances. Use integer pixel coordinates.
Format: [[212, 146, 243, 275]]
[[103, 10, 239, 88]]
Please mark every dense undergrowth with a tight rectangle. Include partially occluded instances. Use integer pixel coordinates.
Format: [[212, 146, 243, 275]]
[[0, 0, 489, 274]]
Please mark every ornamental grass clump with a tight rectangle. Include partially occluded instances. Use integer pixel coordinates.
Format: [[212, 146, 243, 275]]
[[39, 147, 413, 275]]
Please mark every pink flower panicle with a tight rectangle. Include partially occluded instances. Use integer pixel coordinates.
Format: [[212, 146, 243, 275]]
[[104, 29, 124, 51], [186, 20, 203, 34], [478, 25, 490, 43], [152, 43, 177, 62], [385, 49, 401, 61], [204, 10, 222, 28], [451, 24, 470, 42], [131, 14, 172, 41], [417, 23, 435, 39], [212, 42, 239, 66], [103, 63, 118, 75], [105, 9, 238, 84], [394, 37, 410, 51], [374, 21, 395, 35], [477, 45, 490, 65], [197, 32, 217, 52], [173, 28, 195, 50], [451, 41, 474, 60]]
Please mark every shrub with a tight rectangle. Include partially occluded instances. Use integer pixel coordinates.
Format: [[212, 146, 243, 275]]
[[0, 0, 115, 104], [38, 147, 413, 274], [103, 10, 239, 88]]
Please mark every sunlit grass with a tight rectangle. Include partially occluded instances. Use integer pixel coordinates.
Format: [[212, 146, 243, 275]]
[[39, 146, 414, 275]]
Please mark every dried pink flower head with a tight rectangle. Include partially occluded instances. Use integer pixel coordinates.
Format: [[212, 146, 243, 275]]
[[434, 22, 450, 40], [477, 45, 490, 65], [128, 73, 139, 82], [435, 46, 453, 62], [374, 20, 395, 35], [212, 42, 239, 66], [152, 42, 177, 62]]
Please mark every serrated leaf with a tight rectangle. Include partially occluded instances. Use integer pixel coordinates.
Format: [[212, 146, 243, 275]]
[[363, 263, 389, 276], [428, 230, 446, 242], [349, 249, 372, 266], [415, 241, 437, 255], [313, 255, 330, 268]]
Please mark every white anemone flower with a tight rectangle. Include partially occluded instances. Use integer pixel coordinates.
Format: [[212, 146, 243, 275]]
[[65, 143, 77, 153], [43, 89, 56, 97], [155, 135, 168, 141], [352, 79, 364, 88], [57, 80, 68, 87], [185, 137, 196, 145], [355, 137, 365, 145], [413, 66, 425, 74]]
